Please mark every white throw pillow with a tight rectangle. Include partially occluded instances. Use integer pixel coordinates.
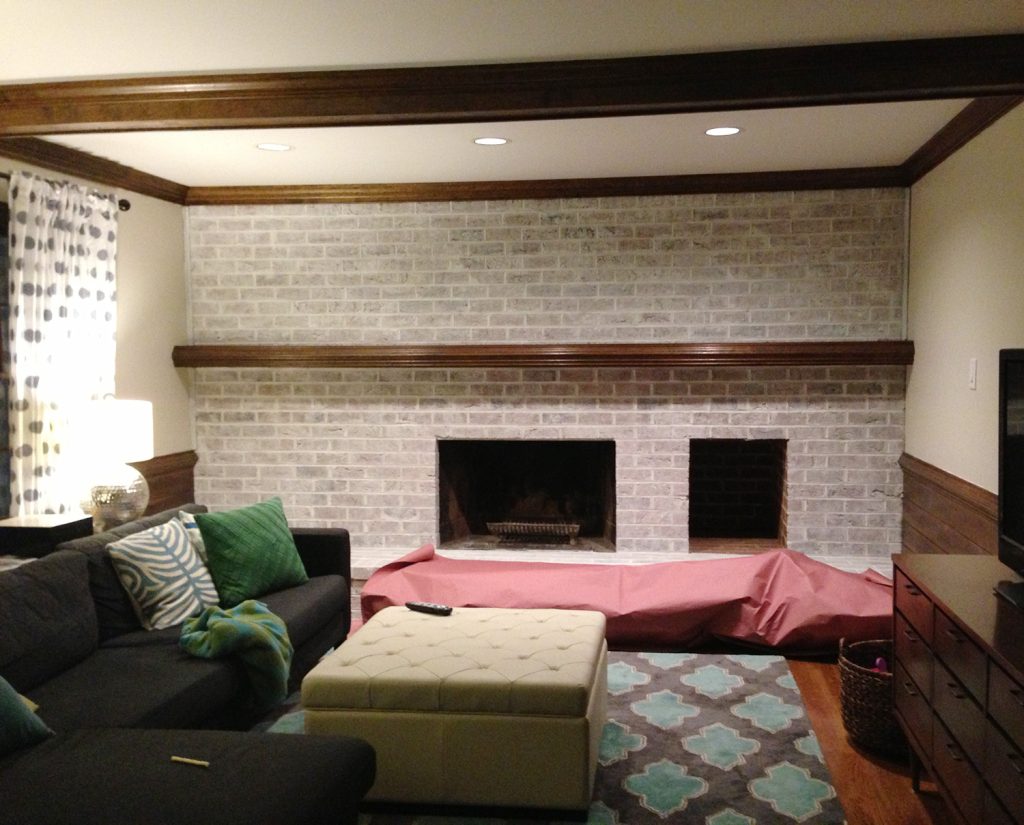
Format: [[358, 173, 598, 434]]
[[108, 518, 220, 631]]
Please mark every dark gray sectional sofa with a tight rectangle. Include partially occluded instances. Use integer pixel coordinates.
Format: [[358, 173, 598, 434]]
[[0, 505, 375, 825]]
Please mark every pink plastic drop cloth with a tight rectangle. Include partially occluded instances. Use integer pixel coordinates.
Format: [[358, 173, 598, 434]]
[[361, 545, 893, 652]]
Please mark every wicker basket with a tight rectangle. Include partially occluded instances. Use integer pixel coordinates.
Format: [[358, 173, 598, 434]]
[[838, 638, 907, 756]]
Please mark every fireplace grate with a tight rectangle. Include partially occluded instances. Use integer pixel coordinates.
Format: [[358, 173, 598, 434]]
[[486, 521, 581, 544]]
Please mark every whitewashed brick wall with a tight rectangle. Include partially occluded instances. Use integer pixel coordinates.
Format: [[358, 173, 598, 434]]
[[187, 189, 908, 562]]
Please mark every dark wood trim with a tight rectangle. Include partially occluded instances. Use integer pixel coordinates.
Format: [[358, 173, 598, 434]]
[[129, 450, 199, 515], [172, 340, 914, 370], [3, 35, 1022, 136], [901, 95, 1024, 183], [4, 40, 1018, 205], [899, 452, 998, 556], [185, 166, 907, 206], [0, 137, 188, 204], [183, 98, 1021, 205]]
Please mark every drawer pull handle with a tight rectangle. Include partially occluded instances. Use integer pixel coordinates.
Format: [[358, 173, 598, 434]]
[[1009, 753, 1024, 777], [1010, 688, 1024, 709], [903, 629, 919, 642], [944, 742, 964, 762], [944, 628, 966, 643], [902, 680, 919, 697], [904, 584, 921, 595], [945, 681, 966, 700]]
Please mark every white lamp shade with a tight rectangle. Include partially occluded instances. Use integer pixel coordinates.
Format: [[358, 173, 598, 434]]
[[72, 399, 154, 465]]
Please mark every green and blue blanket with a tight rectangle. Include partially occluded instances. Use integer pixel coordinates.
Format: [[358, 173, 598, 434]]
[[180, 600, 293, 709]]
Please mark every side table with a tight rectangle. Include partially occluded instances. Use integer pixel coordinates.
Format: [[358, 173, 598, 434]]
[[0, 513, 94, 558]]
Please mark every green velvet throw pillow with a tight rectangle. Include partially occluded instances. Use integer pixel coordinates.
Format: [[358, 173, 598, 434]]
[[0, 676, 53, 757], [195, 498, 308, 607]]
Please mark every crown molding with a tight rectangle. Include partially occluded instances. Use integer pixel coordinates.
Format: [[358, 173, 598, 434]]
[[0, 136, 188, 203], [185, 166, 908, 206], [6, 92, 1019, 205], [2, 38, 1019, 206], [901, 95, 1023, 182]]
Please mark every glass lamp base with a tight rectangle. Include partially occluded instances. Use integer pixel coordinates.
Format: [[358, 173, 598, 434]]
[[85, 467, 150, 533]]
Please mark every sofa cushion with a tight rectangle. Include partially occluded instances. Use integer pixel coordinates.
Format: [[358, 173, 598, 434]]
[[259, 574, 349, 648], [107, 518, 219, 631], [0, 675, 53, 757], [26, 644, 244, 731], [98, 626, 182, 648], [57, 504, 208, 642], [0, 551, 98, 692], [0, 727, 376, 825], [196, 498, 308, 607]]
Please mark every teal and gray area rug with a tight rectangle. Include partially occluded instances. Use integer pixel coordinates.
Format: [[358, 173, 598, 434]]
[[259, 652, 845, 824]]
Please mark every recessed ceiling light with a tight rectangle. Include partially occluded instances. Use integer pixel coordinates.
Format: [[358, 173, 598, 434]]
[[705, 127, 742, 137], [256, 142, 293, 152], [474, 137, 508, 146]]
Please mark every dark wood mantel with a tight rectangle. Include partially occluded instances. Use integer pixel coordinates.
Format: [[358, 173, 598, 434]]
[[172, 340, 914, 370]]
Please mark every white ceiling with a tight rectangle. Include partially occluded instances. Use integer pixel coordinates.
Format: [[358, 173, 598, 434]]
[[3, 0, 1024, 187], [45, 101, 970, 187]]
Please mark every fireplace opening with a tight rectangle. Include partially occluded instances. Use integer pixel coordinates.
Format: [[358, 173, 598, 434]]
[[688, 438, 787, 551], [438, 439, 616, 551]]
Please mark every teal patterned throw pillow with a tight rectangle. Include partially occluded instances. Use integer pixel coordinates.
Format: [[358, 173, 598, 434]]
[[196, 498, 308, 608], [108, 518, 221, 631]]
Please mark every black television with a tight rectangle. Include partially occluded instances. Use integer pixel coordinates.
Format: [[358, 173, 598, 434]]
[[997, 348, 1024, 607]]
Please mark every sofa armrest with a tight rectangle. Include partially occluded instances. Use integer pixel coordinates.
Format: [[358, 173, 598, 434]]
[[291, 528, 351, 583]]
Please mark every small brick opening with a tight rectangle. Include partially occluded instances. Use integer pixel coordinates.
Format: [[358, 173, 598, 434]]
[[688, 438, 788, 546], [438, 439, 616, 550]]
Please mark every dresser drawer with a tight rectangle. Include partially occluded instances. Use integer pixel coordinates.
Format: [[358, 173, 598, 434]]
[[932, 659, 985, 766], [989, 661, 1024, 749], [895, 569, 933, 641], [895, 611, 933, 698], [893, 660, 932, 759], [933, 718, 984, 825], [933, 609, 986, 702], [985, 719, 1024, 823]]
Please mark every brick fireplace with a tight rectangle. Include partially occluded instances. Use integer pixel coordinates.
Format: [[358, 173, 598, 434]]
[[688, 438, 788, 547], [187, 188, 907, 564], [438, 439, 616, 550]]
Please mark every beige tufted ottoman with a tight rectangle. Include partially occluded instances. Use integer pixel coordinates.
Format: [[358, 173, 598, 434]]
[[301, 606, 607, 810]]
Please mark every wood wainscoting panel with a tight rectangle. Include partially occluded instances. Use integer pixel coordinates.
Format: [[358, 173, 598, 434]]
[[130, 450, 199, 515], [899, 453, 998, 555]]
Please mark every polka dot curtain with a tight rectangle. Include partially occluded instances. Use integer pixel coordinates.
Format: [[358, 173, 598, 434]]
[[6, 171, 118, 515]]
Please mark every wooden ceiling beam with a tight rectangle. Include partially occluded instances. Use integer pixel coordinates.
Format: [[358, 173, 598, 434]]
[[2, 35, 1023, 136]]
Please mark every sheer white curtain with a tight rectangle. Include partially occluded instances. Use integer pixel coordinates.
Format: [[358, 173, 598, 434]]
[[5, 171, 118, 514]]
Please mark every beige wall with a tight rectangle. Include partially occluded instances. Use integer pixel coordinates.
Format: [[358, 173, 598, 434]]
[[112, 191, 192, 456], [0, 158, 193, 456], [906, 105, 1024, 491]]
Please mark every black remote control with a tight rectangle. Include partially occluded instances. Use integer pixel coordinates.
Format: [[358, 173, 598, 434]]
[[405, 601, 453, 616]]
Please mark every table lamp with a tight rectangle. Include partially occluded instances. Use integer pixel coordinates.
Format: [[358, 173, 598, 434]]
[[75, 399, 154, 531]]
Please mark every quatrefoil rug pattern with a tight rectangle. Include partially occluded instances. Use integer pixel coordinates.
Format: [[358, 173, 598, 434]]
[[600, 652, 843, 824]]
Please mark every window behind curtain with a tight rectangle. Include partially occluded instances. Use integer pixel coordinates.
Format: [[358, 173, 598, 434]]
[[1, 200, 9, 517]]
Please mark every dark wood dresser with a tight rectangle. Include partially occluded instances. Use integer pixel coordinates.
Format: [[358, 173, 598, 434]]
[[892, 553, 1024, 825]]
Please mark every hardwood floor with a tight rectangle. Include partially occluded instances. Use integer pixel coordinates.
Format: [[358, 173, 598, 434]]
[[789, 659, 947, 825]]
